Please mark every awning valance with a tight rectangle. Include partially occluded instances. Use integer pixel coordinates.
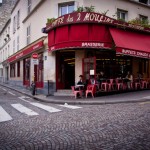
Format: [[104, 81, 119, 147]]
[[109, 28, 150, 58]]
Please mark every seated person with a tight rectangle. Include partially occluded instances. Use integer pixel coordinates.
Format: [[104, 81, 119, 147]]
[[76, 75, 85, 91], [125, 71, 133, 89], [89, 75, 96, 85], [77, 75, 84, 85]]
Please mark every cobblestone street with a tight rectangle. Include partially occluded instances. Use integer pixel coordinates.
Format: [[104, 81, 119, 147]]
[[0, 88, 150, 150]]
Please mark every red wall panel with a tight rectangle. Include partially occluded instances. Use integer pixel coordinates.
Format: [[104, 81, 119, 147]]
[[55, 26, 68, 43]]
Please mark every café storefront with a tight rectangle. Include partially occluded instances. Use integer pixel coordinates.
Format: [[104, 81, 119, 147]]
[[7, 37, 45, 88], [43, 12, 150, 90]]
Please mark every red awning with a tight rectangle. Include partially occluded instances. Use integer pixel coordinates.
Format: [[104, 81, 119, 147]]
[[8, 40, 44, 63], [109, 28, 150, 58]]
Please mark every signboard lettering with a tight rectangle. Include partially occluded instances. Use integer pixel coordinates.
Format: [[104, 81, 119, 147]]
[[45, 12, 150, 33], [122, 49, 150, 58]]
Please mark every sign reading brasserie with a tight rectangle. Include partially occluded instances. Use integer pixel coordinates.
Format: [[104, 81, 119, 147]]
[[45, 12, 150, 33]]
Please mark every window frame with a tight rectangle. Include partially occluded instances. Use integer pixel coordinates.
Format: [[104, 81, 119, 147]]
[[26, 25, 31, 45], [139, 14, 148, 23], [10, 63, 16, 78], [13, 40, 15, 53], [17, 61, 20, 77], [13, 16, 16, 33], [117, 9, 128, 21], [27, 0, 32, 14], [17, 10, 20, 28], [58, 2, 75, 16], [139, 0, 148, 4]]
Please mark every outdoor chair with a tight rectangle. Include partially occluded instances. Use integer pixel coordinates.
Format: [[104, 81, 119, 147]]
[[85, 84, 95, 98], [71, 86, 83, 99]]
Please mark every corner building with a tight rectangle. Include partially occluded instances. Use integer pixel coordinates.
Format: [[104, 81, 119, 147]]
[[1, 0, 150, 95]]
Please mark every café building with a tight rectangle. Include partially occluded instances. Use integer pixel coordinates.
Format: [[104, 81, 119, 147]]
[[43, 12, 150, 92]]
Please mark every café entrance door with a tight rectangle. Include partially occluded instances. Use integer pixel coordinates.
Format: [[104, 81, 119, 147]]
[[56, 51, 75, 89], [83, 57, 96, 81]]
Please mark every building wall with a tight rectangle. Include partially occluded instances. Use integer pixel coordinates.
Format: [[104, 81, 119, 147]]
[[0, 0, 17, 32], [84, 0, 150, 22], [75, 50, 85, 84]]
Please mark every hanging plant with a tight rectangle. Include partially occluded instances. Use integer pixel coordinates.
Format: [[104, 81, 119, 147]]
[[47, 18, 56, 24], [74, 5, 95, 12], [128, 17, 150, 28]]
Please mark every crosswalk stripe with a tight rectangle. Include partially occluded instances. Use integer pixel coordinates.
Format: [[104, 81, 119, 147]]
[[8, 92, 16, 96], [0, 106, 12, 122], [11, 104, 39, 116], [30, 103, 61, 113], [59, 104, 82, 109]]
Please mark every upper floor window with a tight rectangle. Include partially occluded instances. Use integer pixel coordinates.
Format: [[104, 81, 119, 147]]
[[27, 25, 31, 45], [27, 0, 32, 14], [58, 2, 75, 16], [139, 15, 148, 24], [17, 36, 19, 51], [17, 10, 20, 28], [117, 9, 128, 21], [13, 40, 15, 53], [8, 45, 10, 57], [139, 0, 148, 4], [13, 16, 16, 33], [0, 0, 2, 6]]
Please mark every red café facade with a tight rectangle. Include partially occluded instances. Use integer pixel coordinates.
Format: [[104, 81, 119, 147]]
[[43, 12, 150, 91], [7, 37, 46, 88]]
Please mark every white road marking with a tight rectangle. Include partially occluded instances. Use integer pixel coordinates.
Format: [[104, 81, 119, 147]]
[[11, 104, 38, 116], [2, 88, 6, 91], [18, 96, 31, 103], [143, 96, 150, 99], [0, 106, 12, 122], [30, 103, 61, 113], [8, 92, 16, 96], [59, 104, 82, 109]]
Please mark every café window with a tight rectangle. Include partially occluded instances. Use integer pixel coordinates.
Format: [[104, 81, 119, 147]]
[[37, 54, 43, 82], [117, 9, 128, 21], [10, 63, 16, 77], [17, 61, 20, 77], [25, 58, 30, 81], [58, 2, 75, 16]]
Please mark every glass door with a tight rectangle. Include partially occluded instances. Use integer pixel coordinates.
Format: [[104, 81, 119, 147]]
[[83, 57, 96, 82]]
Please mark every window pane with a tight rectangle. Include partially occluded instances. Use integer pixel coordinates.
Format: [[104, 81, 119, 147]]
[[68, 5, 74, 13], [121, 13, 125, 20], [61, 6, 67, 15]]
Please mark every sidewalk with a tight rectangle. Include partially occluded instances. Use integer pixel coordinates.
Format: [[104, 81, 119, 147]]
[[0, 83, 150, 105]]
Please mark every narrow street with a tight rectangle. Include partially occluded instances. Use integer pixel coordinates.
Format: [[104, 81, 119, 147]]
[[0, 87, 150, 150]]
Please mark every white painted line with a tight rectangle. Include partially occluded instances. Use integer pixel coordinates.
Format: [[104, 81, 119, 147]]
[[11, 104, 38, 116], [0, 106, 12, 122], [18, 96, 30, 103], [8, 92, 16, 96], [30, 103, 61, 113], [143, 96, 150, 99], [2, 88, 6, 91], [59, 104, 82, 109]]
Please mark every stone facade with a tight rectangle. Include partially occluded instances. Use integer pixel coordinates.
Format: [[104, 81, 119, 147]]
[[0, 0, 17, 32]]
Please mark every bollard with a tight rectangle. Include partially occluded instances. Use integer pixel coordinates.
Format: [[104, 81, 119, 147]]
[[31, 81, 36, 95]]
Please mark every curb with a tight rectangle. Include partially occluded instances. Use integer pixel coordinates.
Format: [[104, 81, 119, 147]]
[[0, 83, 150, 105]]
